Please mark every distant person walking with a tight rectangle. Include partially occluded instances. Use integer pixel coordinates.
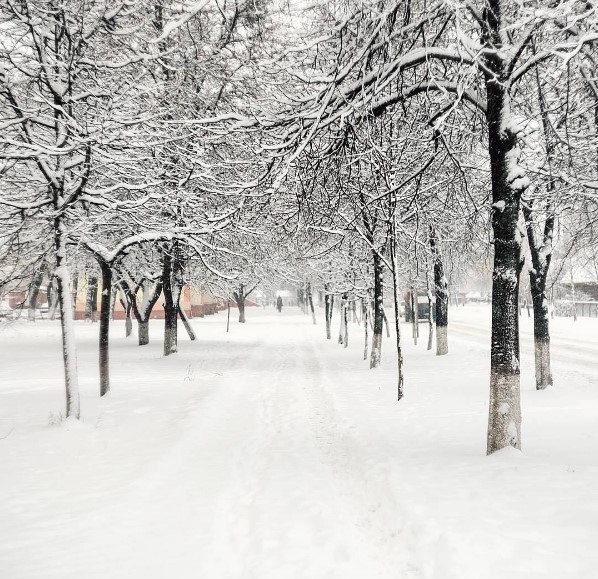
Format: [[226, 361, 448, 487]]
[[276, 296, 283, 312]]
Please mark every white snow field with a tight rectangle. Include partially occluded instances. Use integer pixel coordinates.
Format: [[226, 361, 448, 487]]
[[1, 305, 597, 579]]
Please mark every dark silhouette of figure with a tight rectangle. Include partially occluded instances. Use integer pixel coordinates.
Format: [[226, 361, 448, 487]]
[[276, 296, 283, 312]]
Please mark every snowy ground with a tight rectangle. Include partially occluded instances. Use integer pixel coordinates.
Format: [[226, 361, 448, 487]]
[[0, 305, 597, 579]]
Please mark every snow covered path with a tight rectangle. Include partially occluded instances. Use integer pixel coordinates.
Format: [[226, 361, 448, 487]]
[[0, 312, 417, 579], [1, 307, 597, 579]]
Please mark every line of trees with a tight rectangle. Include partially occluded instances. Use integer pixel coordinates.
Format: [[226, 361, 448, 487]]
[[1, 1, 597, 456]]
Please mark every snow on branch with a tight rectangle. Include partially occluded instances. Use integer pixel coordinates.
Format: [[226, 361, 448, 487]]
[[82, 232, 180, 264], [84, 182, 162, 196], [151, 0, 212, 43], [371, 81, 486, 118]]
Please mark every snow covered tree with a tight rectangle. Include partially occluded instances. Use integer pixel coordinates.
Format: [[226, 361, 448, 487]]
[[0, 0, 158, 418], [203, 0, 597, 454]]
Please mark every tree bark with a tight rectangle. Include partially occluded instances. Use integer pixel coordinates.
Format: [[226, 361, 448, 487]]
[[338, 294, 346, 344], [55, 229, 80, 419], [382, 307, 390, 338], [48, 279, 59, 320], [430, 227, 449, 356], [178, 306, 196, 340], [324, 285, 333, 339], [163, 297, 178, 355], [99, 260, 112, 397], [343, 295, 348, 348], [390, 239, 404, 400], [27, 263, 45, 321], [110, 288, 117, 321], [523, 62, 556, 390], [233, 284, 246, 323], [484, 2, 525, 453], [410, 288, 419, 346], [71, 272, 78, 319], [127, 279, 163, 346], [524, 206, 554, 390], [118, 289, 132, 335], [138, 321, 150, 345], [297, 287, 305, 312], [85, 275, 98, 322], [531, 289, 552, 389], [569, 266, 577, 321], [370, 251, 384, 368], [91, 276, 98, 322], [427, 285, 434, 352], [162, 251, 180, 356], [307, 282, 316, 325], [46, 280, 53, 312], [363, 298, 369, 361]]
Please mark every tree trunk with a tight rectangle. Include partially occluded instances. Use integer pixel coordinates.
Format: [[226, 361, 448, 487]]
[[55, 230, 80, 419], [125, 314, 132, 337], [234, 285, 246, 323], [525, 227, 553, 391], [390, 239, 404, 400], [27, 264, 45, 321], [307, 282, 316, 325], [138, 321, 150, 345], [484, 7, 525, 453], [85, 276, 98, 322], [120, 285, 132, 336], [530, 284, 552, 390], [297, 288, 305, 312], [99, 260, 112, 397], [382, 307, 390, 338], [523, 64, 557, 390], [47, 280, 53, 312], [162, 251, 179, 356], [370, 251, 384, 368], [363, 298, 369, 361], [127, 280, 162, 346], [338, 295, 345, 344], [343, 296, 348, 348], [324, 285, 333, 339], [163, 299, 178, 355], [523, 205, 554, 391], [178, 306, 196, 340], [410, 289, 418, 346], [570, 266, 577, 321], [237, 299, 246, 323], [430, 227, 449, 356], [71, 272, 78, 319], [48, 280, 59, 320], [110, 288, 117, 321], [427, 286, 434, 352]]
